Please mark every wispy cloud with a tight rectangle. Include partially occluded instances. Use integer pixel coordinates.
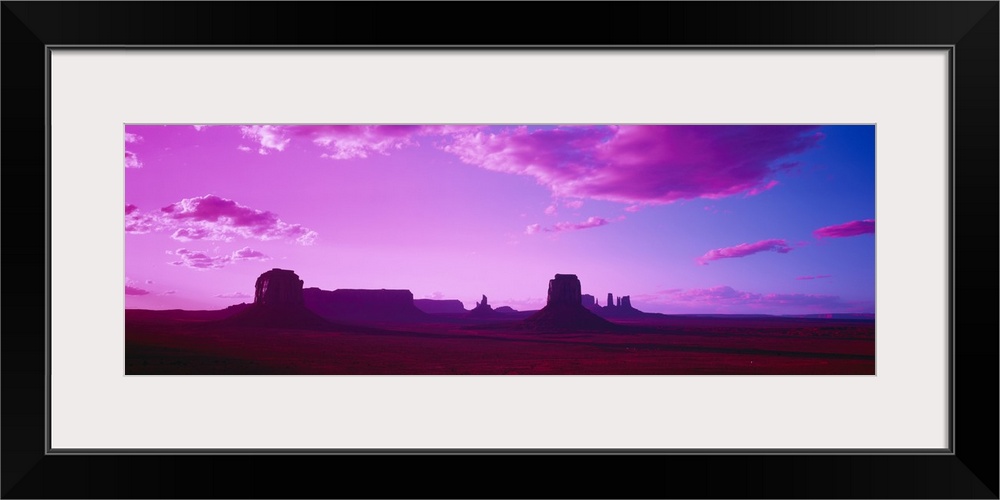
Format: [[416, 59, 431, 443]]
[[240, 125, 290, 155], [167, 246, 271, 270], [169, 248, 231, 269], [442, 125, 821, 206], [125, 278, 150, 295], [525, 216, 612, 235], [158, 194, 317, 244], [125, 150, 143, 169], [814, 219, 875, 239], [697, 239, 792, 265], [125, 133, 143, 143], [216, 292, 252, 299], [231, 246, 270, 261], [125, 204, 160, 234], [636, 286, 867, 314], [235, 125, 484, 160], [797, 275, 832, 280]]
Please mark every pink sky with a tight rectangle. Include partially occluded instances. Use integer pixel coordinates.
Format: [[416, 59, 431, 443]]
[[125, 125, 876, 315]]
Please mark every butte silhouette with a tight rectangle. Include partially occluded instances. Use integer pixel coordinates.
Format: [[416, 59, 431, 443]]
[[222, 268, 337, 329], [523, 274, 619, 331]]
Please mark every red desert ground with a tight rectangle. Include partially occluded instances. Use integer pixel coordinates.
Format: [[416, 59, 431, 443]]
[[125, 269, 874, 375]]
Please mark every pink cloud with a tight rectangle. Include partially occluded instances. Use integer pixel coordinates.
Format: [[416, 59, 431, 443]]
[[125, 277, 150, 295], [624, 205, 641, 213], [797, 275, 832, 280], [526, 216, 612, 235], [564, 200, 584, 209], [493, 297, 546, 311], [125, 150, 142, 169], [544, 204, 557, 215], [124, 133, 143, 143], [159, 195, 317, 244], [237, 125, 485, 160], [302, 125, 422, 160], [125, 204, 160, 234], [697, 239, 792, 265], [813, 219, 875, 239], [552, 216, 610, 232], [240, 125, 290, 154], [216, 292, 252, 299], [637, 286, 859, 313], [169, 248, 231, 269], [745, 179, 779, 196], [166, 246, 270, 269], [231, 246, 270, 261], [442, 125, 821, 205]]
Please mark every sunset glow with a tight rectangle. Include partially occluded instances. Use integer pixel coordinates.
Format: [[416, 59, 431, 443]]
[[125, 124, 875, 315]]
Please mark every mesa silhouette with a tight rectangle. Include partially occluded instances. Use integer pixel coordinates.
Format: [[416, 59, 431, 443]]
[[521, 274, 621, 331], [218, 268, 643, 330], [126, 268, 875, 375]]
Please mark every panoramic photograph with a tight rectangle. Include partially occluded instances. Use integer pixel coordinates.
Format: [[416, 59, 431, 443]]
[[124, 124, 875, 375]]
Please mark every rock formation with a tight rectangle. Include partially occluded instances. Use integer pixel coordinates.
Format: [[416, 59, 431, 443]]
[[225, 269, 335, 329], [581, 294, 602, 312], [523, 274, 617, 331], [254, 268, 304, 305], [594, 292, 643, 318], [469, 294, 496, 316], [413, 299, 467, 314], [303, 288, 427, 324], [547, 274, 582, 306]]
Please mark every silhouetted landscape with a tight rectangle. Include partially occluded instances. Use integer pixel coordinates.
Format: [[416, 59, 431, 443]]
[[125, 268, 875, 375]]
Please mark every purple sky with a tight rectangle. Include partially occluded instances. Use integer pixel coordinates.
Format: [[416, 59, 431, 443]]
[[125, 125, 875, 315]]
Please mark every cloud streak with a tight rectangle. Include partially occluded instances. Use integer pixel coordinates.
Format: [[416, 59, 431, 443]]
[[157, 195, 317, 244], [236, 125, 484, 160], [167, 246, 270, 269], [125, 278, 150, 295], [230, 125, 821, 210], [636, 286, 865, 314], [814, 219, 875, 239], [125, 150, 143, 169], [797, 275, 832, 280], [525, 216, 611, 234], [125, 204, 160, 234], [697, 239, 792, 265], [240, 125, 290, 155], [443, 125, 821, 205], [169, 248, 231, 269]]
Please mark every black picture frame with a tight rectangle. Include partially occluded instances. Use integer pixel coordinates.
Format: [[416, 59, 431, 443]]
[[3, 2, 996, 498]]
